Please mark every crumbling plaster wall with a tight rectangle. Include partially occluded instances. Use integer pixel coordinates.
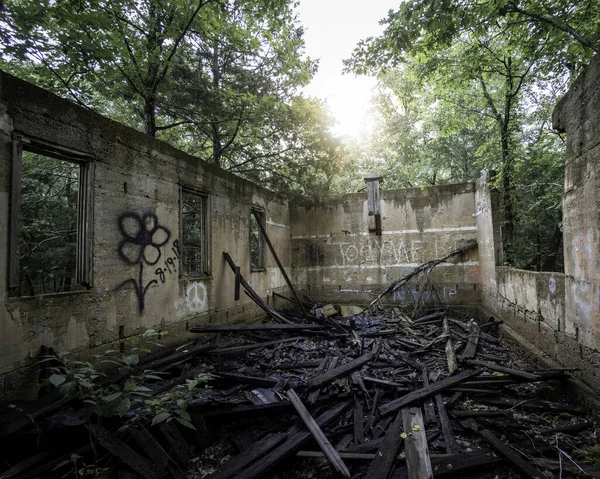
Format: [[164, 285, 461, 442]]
[[290, 183, 480, 308], [0, 72, 291, 398], [478, 56, 600, 393]]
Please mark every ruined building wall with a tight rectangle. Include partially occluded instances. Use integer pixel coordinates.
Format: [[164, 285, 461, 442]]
[[0, 72, 291, 397], [478, 56, 600, 393], [289, 184, 480, 308]]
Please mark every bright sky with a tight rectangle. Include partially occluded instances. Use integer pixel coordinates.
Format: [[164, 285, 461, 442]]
[[296, 0, 399, 138]]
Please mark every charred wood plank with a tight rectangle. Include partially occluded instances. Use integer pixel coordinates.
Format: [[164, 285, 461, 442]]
[[464, 359, 541, 380], [354, 394, 364, 445], [190, 324, 322, 333], [234, 400, 351, 479], [306, 350, 376, 390], [87, 424, 164, 479], [458, 322, 480, 360], [364, 410, 404, 479], [156, 420, 194, 469], [208, 336, 302, 356], [215, 372, 279, 388], [391, 449, 503, 479], [286, 389, 350, 478], [379, 369, 481, 416], [128, 425, 185, 479], [476, 425, 543, 478], [402, 407, 433, 479], [435, 394, 458, 454], [223, 252, 293, 324], [0, 450, 54, 479], [206, 433, 286, 479]]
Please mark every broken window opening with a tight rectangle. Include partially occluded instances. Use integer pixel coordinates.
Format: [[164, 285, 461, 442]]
[[181, 188, 210, 277], [9, 136, 93, 296], [250, 208, 266, 271]]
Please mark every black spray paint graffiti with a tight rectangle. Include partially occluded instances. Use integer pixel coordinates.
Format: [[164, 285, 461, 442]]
[[116, 212, 171, 312]]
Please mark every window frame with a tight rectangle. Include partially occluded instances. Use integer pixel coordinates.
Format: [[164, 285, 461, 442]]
[[179, 185, 211, 279], [9, 134, 94, 293], [250, 206, 266, 272]]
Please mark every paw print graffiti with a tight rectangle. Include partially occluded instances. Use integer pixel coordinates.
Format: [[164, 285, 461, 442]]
[[116, 213, 171, 313]]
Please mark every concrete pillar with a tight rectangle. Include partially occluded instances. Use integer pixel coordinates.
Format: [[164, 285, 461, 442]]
[[475, 170, 503, 291], [553, 56, 600, 350]]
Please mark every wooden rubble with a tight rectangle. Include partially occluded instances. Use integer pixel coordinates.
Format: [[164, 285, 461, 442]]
[[1, 246, 600, 478]]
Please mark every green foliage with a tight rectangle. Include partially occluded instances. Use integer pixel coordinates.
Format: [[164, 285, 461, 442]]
[[39, 330, 212, 432], [0, 0, 343, 196], [17, 152, 81, 296]]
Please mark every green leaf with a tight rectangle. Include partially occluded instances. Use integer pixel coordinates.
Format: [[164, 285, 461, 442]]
[[103, 392, 122, 402], [49, 374, 67, 387], [174, 416, 196, 430], [122, 354, 139, 366], [152, 411, 172, 426]]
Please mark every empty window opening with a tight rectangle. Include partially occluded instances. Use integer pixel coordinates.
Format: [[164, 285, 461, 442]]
[[10, 137, 93, 296], [250, 208, 266, 271], [181, 188, 209, 277]]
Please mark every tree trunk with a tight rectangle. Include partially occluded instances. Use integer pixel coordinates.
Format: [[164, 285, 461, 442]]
[[144, 93, 157, 137]]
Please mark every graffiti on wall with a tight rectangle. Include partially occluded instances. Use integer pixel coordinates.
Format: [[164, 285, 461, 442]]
[[115, 212, 176, 313], [332, 237, 468, 267]]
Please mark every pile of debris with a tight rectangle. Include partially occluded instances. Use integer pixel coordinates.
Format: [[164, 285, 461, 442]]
[[2, 303, 599, 479]]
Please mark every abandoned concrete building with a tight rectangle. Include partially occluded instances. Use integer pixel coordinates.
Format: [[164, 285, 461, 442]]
[[0, 56, 599, 477]]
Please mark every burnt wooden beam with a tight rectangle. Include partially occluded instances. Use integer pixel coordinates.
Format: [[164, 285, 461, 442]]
[[391, 449, 503, 479], [127, 425, 186, 479], [287, 389, 351, 478], [476, 425, 543, 478], [190, 323, 322, 333], [364, 410, 404, 479], [458, 322, 480, 360], [463, 359, 542, 381], [252, 210, 308, 317], [223, 252, 293, 324], [354, 394, 364, 445], [205, 433, 286, 479], [306, 348, 377, 390], [402, 407, 433, 479], [379, 369, 481, 416], [208, 336, 302, 357], [434, 394, 459, 454], [86, 424, 164, 479], [214, 372, 279, 388], [234, 401, 351, 479]]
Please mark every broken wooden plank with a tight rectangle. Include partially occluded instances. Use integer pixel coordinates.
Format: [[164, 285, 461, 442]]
[[286, 389, 350, 478], [190, 324, 322, 333], [128, 425, 185, 479], [354, 394, 364, 445], [476, 425, 543, 478], [86, 424, 164, 479], [364, 410, 404, 479], [234, 401, 351, 479], [208, 336, 302, 356], [306, 349, 376, 390], [223, 252, 294, 324], [443, 318, 457, 374], [0, 450, 54, 479], [156, 420, 194, 469], [458, 321, 480, 359], [402, 407, 433, 479], [307, 356, 335, 405], [434, 394, 458, 454], [205, 433, 286, 479], [214, 372, 279, 388], [379, 369, 481, 416], [363, 376, 409, 390], [252, 210, 308, 317], [391, 449, 503, 479], [463, 359, 542, 380]]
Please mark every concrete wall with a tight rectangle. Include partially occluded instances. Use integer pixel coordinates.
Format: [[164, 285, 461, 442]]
[[0, 72, 291, 398], [477, 65, 600, 392], [290, 183, 479, 308]]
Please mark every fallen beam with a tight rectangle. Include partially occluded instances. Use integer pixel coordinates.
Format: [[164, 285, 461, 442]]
[[402, 407, 433, 479], [379, 369, 481, 416], [287, 389, 350, 478], [190, 324, 322, 333], [306, 349, 377, 390], [234, 401, 351, 479]]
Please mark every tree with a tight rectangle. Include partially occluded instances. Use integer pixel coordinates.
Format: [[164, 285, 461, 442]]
[[1, 0, 216, 136]]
